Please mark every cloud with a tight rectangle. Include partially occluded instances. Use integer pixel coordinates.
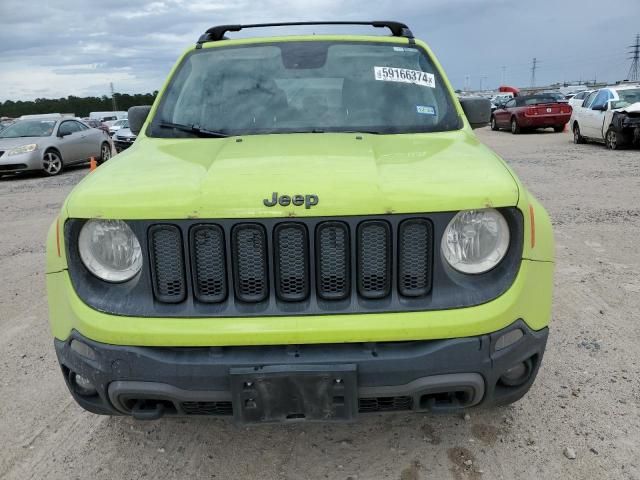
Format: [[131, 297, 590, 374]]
[[0, 0, 639, 101]]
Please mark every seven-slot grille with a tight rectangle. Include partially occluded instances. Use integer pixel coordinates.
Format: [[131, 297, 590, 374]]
[[148, 219, 433, 305]]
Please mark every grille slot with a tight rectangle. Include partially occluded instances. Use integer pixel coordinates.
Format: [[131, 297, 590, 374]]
[[274, 223, 309, 302], [181, 401, 233, 416], [358, 396, 413, 413], [148, 225, 186, 303], [357, 221, 392, 299], [190, 225, 227, 303], [316, 222, 350, 300], [232, 224, 269, 303], [398, 219, 432, 297]]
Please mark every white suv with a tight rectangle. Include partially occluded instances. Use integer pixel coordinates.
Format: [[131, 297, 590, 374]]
[[570, 85, 640, 149]]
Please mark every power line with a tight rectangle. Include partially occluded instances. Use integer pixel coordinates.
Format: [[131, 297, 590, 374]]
[[628, 33, 640, 81], [530, 58, 539, 87]]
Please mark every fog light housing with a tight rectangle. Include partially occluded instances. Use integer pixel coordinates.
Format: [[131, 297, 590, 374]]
[[499, 358, 533, 387], [70, 372, 97, 396]]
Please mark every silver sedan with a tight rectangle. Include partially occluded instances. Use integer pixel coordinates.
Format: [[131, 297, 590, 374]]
[[0, 117, 112, 176]]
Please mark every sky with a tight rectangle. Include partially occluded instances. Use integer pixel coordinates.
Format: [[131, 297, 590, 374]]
[[0, 0, 638, 101]]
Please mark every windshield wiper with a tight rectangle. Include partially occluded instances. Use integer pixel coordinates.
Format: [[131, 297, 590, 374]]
[[158, 122, 228, 138]]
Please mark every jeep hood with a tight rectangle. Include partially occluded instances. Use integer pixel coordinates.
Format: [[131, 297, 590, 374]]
[[65, 131, 520, 219]]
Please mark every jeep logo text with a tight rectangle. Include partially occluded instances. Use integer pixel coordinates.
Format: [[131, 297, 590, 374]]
[[263, 192, 319, 209]]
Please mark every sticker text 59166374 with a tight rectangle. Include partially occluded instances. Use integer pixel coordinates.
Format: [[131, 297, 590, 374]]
[[374, 67, 435, 88]]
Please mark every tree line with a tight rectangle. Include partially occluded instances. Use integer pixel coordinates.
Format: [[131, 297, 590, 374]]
[[0, 92, 158, 118]]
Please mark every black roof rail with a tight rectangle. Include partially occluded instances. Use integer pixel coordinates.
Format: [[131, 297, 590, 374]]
[[196, 21, 413, 47]]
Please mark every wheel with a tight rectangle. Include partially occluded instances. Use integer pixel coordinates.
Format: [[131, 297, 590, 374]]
[[99, 142, 112, 163], [605, 128, 620, 150], [42, 150, 63, 176], [510, 117, 521, 134], [490, 116, 499, 131], [553, 125, 565, 133], [573, 123, 585, 144]]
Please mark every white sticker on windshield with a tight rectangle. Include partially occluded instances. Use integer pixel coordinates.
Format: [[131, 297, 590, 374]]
[[374, 66, 435, 88]]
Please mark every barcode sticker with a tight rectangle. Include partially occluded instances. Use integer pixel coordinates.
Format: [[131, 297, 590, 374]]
[[374, 66, 435, 88]]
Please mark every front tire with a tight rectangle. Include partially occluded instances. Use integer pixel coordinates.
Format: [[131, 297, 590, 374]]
[[573, 123, 585, 144], [99, 142, 112, 164], [490, 116, 499, 131], [605, 128, 620, 150], [511, 117, 521, 134], [42, 150, 63, 176]]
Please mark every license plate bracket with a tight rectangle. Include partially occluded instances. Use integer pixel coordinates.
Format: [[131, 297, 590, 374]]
[[230, 364, 357, 423]]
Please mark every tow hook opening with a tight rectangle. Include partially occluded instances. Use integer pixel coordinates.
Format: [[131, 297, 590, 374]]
[[125, 399, 176, 420], [419, 389, 473, 411]]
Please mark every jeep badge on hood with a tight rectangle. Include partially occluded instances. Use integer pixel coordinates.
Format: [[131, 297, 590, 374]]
[[263, 192, 319, 209]]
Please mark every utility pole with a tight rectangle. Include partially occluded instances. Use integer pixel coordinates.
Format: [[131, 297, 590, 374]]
[[110, 82, 118, 112], [479, 74, 488, 92], [628, 33, 640, 82], [501, 66, 506, 85], [530, 58, 538, 87], [465, 75, 470, 91]]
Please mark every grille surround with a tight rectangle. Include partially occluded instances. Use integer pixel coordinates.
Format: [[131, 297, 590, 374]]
[[190, 225, 227, 303], [232, 223, 269, 303], [273, 223, 310, 302], [316, 222, 350, 300], [64, 210, 524, 318], [398, 219, 433, 297], [357, 220, 392, 299], [148, 225, 186, 303]]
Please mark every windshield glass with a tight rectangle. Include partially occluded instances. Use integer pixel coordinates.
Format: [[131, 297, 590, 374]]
[[0, 120, 56, 138], [613, 88, 640, 108], [150, 41, 461, 137]]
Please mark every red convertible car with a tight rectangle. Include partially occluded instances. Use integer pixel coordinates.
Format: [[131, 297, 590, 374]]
[[491, 94, 572, 134]]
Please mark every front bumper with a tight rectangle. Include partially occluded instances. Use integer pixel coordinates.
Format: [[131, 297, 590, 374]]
[[0, 150, 41, 173], [55, 319, 548, 422]]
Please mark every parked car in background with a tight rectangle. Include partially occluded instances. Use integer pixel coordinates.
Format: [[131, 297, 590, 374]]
[[109, 119, 129, 137], [83, 118, 110, 135], [490, 93, 514, 112], [0, 119, 14, 131], [568, 90, 593, 109], [0, 116, 111, 176], [491, 94, 572, 134], [89, 111, 127, 123], [536, 91, 567, 102], [570, 85, 640, 149], [113, 120, 136, 152]]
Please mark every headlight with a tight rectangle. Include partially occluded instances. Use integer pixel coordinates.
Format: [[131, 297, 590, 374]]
[[441, 208, 510, 274], [7, 144, 37, 156], [78, 219, 142, 282]]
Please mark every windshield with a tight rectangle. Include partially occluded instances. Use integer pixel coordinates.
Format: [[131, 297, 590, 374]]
[[0, 120, 56, 138], [613, 88, 640, 108], [150, 41, 461, 137]]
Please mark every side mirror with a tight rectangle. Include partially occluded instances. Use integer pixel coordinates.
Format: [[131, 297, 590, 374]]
[[592, 104, 606, 111], [459, 97, 491, 129], [128, 105, 152, 135], [58, 130, 71, 138]]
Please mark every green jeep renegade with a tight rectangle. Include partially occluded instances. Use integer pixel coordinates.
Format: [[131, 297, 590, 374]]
[[46, 21, 554, 423]]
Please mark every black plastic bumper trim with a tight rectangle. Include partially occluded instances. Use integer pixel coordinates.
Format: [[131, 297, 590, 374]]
[[54, 319, 548, 421]]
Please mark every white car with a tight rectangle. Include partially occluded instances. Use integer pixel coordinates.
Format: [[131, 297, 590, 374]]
[[567, 90, 592, 109], [570, 85, 640, 149], [108, 119, 129, 137]]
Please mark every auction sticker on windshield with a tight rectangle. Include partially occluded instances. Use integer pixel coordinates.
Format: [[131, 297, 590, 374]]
[[374, 66, 435, 88]]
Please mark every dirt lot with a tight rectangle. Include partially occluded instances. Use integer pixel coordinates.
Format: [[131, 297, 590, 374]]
[[1, 129, 639, 480]]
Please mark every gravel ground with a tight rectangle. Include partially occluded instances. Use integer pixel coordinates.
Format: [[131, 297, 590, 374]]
[[0, 129, 638, 480]]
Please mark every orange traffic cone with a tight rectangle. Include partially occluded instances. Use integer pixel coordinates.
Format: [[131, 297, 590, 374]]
[[89, 157, 97, 172]]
